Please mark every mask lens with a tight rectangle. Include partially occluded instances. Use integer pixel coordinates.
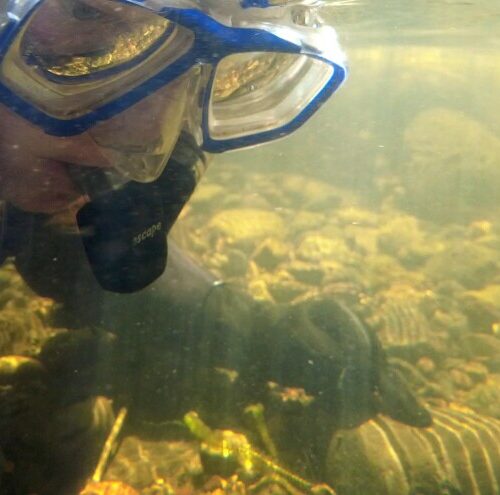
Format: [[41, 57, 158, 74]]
[[21, 0, 172, 78], [209, 52, 334, 141], [89, 72, 195, 183], [0, 0, 194, 119]]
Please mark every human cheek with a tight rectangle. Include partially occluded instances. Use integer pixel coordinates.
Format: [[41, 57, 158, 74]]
[[0, 105, 111, 167], [0, 108, 81, 213], [0, 146, 82, 214]]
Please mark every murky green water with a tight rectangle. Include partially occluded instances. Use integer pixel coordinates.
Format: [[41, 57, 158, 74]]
[[218, 0, 500, 213], [1, 1, 499, 494], [177, 2, 500, 493]]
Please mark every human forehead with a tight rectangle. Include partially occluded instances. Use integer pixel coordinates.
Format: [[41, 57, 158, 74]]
[[28, 0, 157, 23], [22, 0, 165, 46]]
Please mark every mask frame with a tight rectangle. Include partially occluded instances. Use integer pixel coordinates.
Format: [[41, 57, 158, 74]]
[[0, 0, 347, 152]]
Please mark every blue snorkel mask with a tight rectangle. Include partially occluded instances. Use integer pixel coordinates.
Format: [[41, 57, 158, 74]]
[[0, 0, 347, 292], [0, 0, 346, 179]]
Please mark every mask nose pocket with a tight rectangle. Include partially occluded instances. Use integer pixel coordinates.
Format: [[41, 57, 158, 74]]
[[89, 77, 191, 182]]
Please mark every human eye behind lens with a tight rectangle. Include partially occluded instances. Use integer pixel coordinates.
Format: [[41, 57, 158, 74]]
[[59, 0, 108, 21], [66, 0, 156, 23], [72, 1, 105, 20]]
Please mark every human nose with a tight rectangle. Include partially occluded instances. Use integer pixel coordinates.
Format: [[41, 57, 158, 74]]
[[88, 75, 191, 182]]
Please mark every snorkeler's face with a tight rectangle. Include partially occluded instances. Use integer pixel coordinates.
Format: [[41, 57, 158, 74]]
[[0, 0, 198, 214], [0, 74, 192, 214]]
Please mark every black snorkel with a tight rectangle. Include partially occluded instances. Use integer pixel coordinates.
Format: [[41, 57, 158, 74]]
[[72, 132, 207, 294]]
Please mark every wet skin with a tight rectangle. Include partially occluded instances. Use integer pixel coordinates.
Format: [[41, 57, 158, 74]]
[[0, 74, 190, 215], [0, 104, 108, 214], [0, 0, 196, 215]]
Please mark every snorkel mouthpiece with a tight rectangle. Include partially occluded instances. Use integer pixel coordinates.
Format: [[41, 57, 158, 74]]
[[73, 168, 168, 293], [71, 133, 207, 293]]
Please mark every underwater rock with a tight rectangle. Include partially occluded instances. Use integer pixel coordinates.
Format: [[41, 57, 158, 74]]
[[318, 261, 364, 291], [466, 220, 495, 240], [296, 234, 353, 264], [221, 192, 272, 211], [207, 209, 285, 248], [402, 108, 500, 223], [458, 334, 500, 359], [0, 269, 12, 292], [246, 259, 308, 304], [0, 355, 50, 452], [208, 249, 249, 278], [0, 287, 28, 311], [377, 215, 440, 268], [336, 207, 380, 228], [483, 355, 500, 374], [0, 354, 46, 383], [449, 368, 474, 390], [0, 263, 34, 309], [287, 260, 325, 286], [0, 308, 49, 356], [261, 269, 309, 304], [431, 306, 469, 337], [327, 406, 500, 495], [247, 278, 274, 302], [280, 174, 344, 211], [365, 284, 443, 357], [360, 254, 427, 292], [387, 357, 449, 402], [289, 210, 327, 234], [416, 356, 436, 377], [466, 285, 500, 307], [463, 374, 500, 419], [463, 285, 500, 334], [79, 481, 140, 495], [252, 239, 290, 271], [344, 226, 379, 256], [190, 183, 226, 208], [104, 436, 201, 492], [424, 241, 498, 290], [461, 361, 489, 383]]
